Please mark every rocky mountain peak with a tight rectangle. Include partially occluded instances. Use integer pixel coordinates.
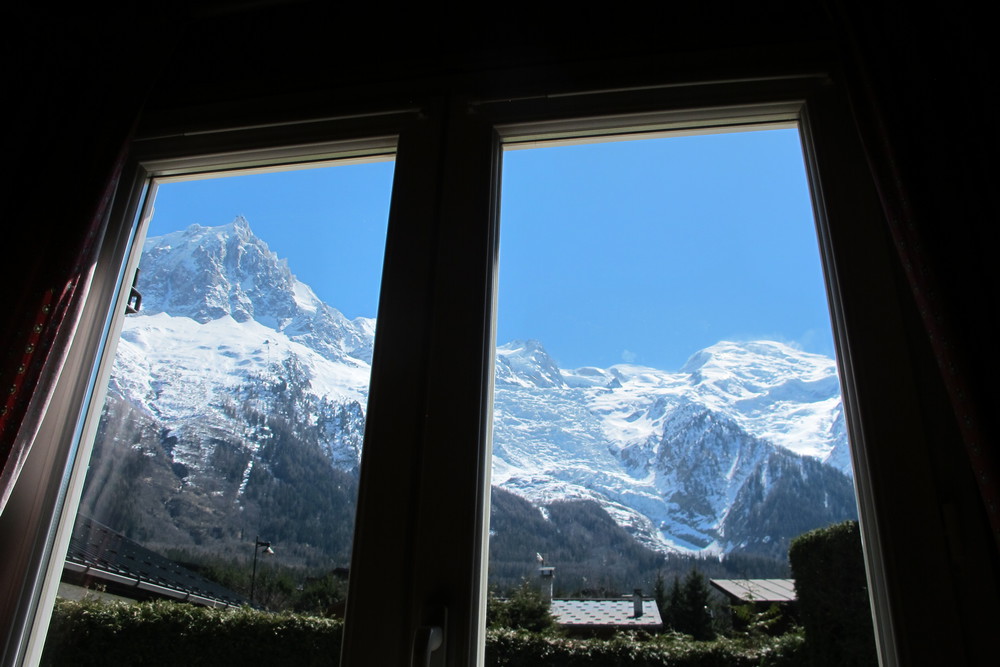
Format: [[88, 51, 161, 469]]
[[140, 218, 294, 323], [138, 218, 373, 364], [495, 339, 566, 388]]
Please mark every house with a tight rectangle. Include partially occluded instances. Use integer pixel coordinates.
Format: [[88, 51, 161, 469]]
[[2, 3, 997, 666], [709, 579, 797, 611], [550, 595, 663, 638], [61, 515, 248, 609], [535, 566, 663, 636]]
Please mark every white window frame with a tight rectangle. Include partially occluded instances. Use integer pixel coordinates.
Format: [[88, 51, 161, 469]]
[[0, 69, 938, 667]]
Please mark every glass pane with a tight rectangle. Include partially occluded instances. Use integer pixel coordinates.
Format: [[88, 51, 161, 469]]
[[44, 161, 393, 662], [487, 130, 875, 656]]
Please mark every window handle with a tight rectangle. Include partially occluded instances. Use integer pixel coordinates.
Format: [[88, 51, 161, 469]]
[[416, 625, 443, 667]]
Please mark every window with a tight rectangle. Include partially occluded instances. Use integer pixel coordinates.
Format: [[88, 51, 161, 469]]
[[1, 76, 914, 667], [0, 130, 401, 664], [48, 161, 394, 629], [341, 88, 902, 665], [488, 128, 859, 595]]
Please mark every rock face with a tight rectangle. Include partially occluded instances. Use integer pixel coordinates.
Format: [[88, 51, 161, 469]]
[[81, 220, 373, 565], [83, 218, 856, 567], [140, 217, 373, 363]]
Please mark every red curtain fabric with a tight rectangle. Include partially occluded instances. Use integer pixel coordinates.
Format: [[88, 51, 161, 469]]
[[0, 132, 132, 514], [0, 8, 152, 514]]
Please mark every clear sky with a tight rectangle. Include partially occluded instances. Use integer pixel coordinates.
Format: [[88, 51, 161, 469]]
[[147, 127, 834, 373], [498, 129, 834, 371]]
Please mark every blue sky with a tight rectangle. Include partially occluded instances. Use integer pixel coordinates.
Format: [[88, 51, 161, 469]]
[[149, 161, 396, 323], [498, 129, 833, 370], [148, 128, 834, 372]]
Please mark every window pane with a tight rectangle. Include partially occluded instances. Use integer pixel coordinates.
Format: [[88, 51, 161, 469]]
[[488, 130, 873, 652], [44, 161, 393, 660]]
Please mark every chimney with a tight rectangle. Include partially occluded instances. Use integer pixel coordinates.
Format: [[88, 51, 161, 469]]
[[538, 566, 555, 605], [633, 588, 643, 617]]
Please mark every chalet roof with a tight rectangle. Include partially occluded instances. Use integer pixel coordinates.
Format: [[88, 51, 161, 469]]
[[709, 578, 797, 603], [550, 598, 663, 628], [63, 515, 249, 608]]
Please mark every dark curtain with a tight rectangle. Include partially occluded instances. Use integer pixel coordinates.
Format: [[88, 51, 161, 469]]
[[0, 10, 153, 512], [827, 0, 1000, 550]]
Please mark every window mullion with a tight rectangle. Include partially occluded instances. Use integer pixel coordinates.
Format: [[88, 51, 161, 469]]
[[406, 101, 500, 667], [338, 107, 446, 666], [340, 100, 500, 667]]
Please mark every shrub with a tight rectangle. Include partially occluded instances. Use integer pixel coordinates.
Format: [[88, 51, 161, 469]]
[[485, 628, 805, 666], [487, 580, 556, 632], [42, 598, 343, 667], [788, 520, 877, 667], [44, 597, 806, 667]]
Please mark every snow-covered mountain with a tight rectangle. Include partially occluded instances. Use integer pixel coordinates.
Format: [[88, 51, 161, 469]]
[[82, 218, 856, 564], [139, 216, 375, 364], [492, 338, 855, 555]]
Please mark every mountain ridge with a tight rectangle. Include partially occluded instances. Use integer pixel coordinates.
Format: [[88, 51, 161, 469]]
[[82, 218, 857, 567]]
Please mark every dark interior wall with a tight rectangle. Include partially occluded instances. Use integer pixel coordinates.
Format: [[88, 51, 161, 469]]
[[2, 1, 997, 663]]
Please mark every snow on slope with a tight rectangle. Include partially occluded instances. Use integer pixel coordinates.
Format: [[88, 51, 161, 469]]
[[492, 338, 850, 553], [680, 340, 842, 458], [108, 219, 376, 477], [112, 219, 852, 556]]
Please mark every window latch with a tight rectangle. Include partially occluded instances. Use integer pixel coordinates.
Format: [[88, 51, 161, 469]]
[[125, 268, 142, 314]]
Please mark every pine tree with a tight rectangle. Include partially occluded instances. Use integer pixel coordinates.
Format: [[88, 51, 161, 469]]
[[679, 569, 714, 640], [667, 575, 683, 630], [653, 570, 667, 621]]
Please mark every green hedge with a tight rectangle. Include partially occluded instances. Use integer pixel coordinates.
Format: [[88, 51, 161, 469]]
[[44, 599, 804, 667], [788, 520, 877, 667], [42, 599, 343, 667], [485, 629, 804, 666]]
